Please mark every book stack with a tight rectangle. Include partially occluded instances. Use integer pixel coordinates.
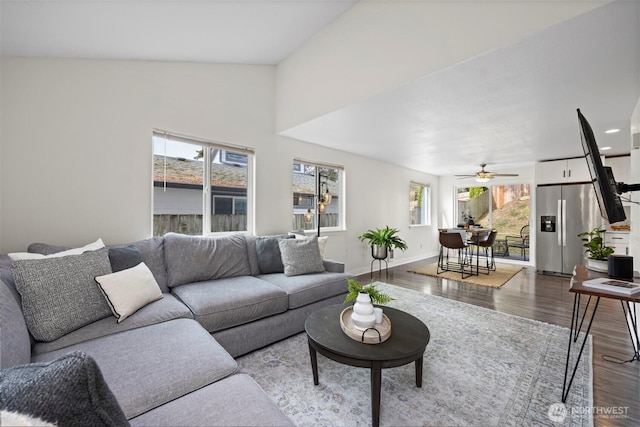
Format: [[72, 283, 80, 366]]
[[582, 277, 640, 295]]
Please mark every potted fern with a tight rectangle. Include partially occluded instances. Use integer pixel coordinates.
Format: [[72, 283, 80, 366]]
[[358, 226, 408, 260], [578, 228, 614, 272], [344, 278, 394, 305]]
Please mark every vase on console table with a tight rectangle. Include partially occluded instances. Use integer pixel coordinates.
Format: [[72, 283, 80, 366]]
[[585, 257, 608, 273], [351, 292, 377, 331]]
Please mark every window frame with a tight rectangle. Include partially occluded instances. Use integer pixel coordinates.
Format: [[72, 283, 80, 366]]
[[409, 181, 431, 227], [152, 130, 254, 235], [292, 159, 345, 234], [453, 183, 531, 233]]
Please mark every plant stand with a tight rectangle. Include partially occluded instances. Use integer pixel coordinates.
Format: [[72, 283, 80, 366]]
[[370, 257, 388, 280], [370, 245, 389, 280]]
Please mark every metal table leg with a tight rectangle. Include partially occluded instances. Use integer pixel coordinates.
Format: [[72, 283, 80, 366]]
[[620, 301, 640, 362], [562, 293, 599, 403]]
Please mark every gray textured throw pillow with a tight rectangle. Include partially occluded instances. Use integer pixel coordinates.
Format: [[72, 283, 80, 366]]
[[0, 351, 130, 427], [255, 236, 293, 274], [11, 248, 114, 342], [278, 235, 325, 277]]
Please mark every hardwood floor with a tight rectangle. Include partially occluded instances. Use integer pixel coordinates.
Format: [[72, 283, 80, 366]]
[[355, 257, 640, 426]]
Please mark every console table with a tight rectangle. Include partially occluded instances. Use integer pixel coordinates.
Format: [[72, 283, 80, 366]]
[[562, 265, 640, 402]]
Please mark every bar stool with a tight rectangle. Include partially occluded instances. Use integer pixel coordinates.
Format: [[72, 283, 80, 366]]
[[470, 230, 497, 274], [437, 230, 473, 278]]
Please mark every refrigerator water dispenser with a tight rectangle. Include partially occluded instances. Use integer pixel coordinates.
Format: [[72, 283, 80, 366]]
[[541, 216, 556, 233]]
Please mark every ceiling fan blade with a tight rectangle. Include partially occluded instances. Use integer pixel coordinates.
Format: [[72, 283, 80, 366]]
[[454, 174, 476, 178], [493, 173, 519, 177]]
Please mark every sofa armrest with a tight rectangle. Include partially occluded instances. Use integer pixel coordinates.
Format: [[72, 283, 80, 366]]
[[322, 259, 345, 273]]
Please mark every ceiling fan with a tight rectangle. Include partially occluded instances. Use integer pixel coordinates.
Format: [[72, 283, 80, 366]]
[[455, 164, 519, 183]]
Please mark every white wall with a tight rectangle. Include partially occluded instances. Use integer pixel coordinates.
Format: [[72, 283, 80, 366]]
[[0, 58, 275, 250], [276, 0, 607, 133], [630, 98, 640, 272], [279, 136, 440, 275], [0, 57, 438, 273]]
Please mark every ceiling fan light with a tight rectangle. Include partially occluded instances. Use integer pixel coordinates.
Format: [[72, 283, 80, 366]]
[[475, 176, 492, 183]]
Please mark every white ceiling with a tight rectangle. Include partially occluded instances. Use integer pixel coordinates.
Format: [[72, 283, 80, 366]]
[[2, 0, 638, 177], [282, 0, 640, 176], [0, 0, 358, 65]]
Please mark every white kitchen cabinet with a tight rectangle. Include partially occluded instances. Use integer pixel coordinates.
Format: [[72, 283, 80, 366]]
[[536, 158, 591, 185], [605, 231, 630, 255]]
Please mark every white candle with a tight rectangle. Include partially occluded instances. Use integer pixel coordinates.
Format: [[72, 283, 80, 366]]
[[374, 307, 383, 324]]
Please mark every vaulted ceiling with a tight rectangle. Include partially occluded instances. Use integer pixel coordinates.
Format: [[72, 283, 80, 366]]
[[2, 0, 638, 176]]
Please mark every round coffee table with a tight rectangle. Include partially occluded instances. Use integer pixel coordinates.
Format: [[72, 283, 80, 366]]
[[305, 304, 430, 427]]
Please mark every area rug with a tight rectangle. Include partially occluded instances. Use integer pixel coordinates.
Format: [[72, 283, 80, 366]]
[[237, 283, 592, 427], [409, 261, 524, 288]]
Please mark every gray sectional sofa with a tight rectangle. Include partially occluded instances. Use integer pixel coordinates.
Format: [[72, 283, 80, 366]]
[[0, 232, 352, 426]]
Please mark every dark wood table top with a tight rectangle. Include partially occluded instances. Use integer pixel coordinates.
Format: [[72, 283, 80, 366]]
[[305, 304, 430, 363], [570, 264, 640, 303]]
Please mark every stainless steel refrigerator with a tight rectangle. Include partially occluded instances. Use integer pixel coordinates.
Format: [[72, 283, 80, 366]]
[[536, 183, 603, 275]]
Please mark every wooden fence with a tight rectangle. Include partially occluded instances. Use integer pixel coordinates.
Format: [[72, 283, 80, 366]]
[[292, 214, 338, 231], [458, 190, 491, 222], [153, 214, 247, 236]]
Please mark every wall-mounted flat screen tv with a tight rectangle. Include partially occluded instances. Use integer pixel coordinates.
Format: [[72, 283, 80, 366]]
[[577, 109, 626, 224]]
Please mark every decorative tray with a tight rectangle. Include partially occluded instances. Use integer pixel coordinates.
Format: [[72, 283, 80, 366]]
[[339, 306, 391, 344]]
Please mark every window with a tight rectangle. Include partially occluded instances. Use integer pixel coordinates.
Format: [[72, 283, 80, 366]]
[[292, 160, 344, 233], [153, 130, 253, 236], [409, 182, 431, 225], [455, 183, 531, 258]]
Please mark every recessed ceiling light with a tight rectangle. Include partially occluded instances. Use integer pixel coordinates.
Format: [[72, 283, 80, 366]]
[[600, 146, 612, 151], [605, 128, 620, 134]]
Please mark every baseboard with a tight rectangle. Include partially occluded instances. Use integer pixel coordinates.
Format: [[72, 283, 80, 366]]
[[350, 251, 439, 277]]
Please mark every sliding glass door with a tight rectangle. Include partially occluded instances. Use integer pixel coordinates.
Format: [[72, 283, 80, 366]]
[[456, 184, 531, 260]]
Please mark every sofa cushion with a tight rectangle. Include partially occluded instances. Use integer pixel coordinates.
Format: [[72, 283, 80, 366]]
[[0, 352, 130, 427], [0, 279, 31, 368], [171, 276, 288, 333], [255, 235, 293, 274], [26, 242, 72, 255], [31, 319, 238, 420], [116, 237, 170, 293], [11, 248, 113, 342], [129, 374, 294, 427], [244, 235, 261, 276], [108, 245, 145, 272], [164, 233, 251, 288], [32, 294, 192, 356], [10, 238, 105, 260], [278, 236, 325, 277], [95, 262, 164, 323], [258, 271, 350, 309]]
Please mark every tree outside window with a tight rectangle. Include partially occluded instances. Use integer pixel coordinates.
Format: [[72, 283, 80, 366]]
[[410, 182, 430, 226]]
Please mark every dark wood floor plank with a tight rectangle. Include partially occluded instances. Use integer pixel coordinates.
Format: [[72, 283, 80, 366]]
[[356, 257, 640, 427]]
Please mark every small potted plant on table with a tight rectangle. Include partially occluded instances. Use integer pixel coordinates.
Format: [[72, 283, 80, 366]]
[[578, 227, 614, 272], [344, 279, 394, 331], [344, 279, 394, 305]]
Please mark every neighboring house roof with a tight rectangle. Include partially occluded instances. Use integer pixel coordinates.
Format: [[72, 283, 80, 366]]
[[154, 155, 338, 195], [154, 155, 246, 188]]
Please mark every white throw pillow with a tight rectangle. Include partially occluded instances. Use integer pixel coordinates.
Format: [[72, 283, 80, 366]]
[[94, 262, 163, 323], [8, 238, 105, 261], [290, 234, 328, 258]]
